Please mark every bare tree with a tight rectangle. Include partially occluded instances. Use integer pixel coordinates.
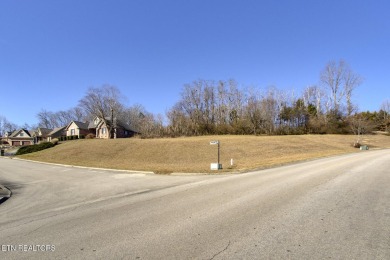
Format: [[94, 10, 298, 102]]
[[122, 104, 165, 137], [79, 85, 125, 138], [380, 99, 390, 132], [348, 114, 375, 145], [37, 107, 87, 129], [37, 109, 57, 129], [167, 102, 193, 136], [343, 66, 363, 116], [0, 116, 18, 137], [0, 116, 5, 137], [320, 60, 362, 116], [122, 104, 146, 133], [227, 80, 245, 125], [56, 110, 74, 127], [320, 60, 346, 114], [302, 85, 325, 116], [70, 107, 86, 122], [245, 89, 263, 135], [168, 79, 249, 136], [176, 80, 217, 135]]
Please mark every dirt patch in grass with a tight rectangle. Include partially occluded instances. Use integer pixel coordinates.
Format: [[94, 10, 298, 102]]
[[18, 134, 390, 173]]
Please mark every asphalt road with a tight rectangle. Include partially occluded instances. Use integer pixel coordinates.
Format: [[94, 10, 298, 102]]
[[0, 150, 389, 259]]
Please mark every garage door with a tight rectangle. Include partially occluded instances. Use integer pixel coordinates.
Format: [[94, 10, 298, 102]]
[[22, 141, 30, 146], [12, 141, 21, 146]]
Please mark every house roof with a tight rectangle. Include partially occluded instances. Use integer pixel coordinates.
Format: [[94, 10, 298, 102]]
[[96, 117, 138, 133], [48, 126, 66, 136], [66, 121, 89, 130], [118, 120, 138, 133], [9, 129, 32, 138], [9, 130, 18, 137], [88, 121, 96, 129], [34, 128, 53, 137], [88, 116, 102, 129], [40, 128, 52, 135]]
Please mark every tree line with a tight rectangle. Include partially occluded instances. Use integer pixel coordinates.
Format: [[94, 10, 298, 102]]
[[1, 60, 389, 139], [165, 80, 389, 137], [165, 60, 389, 137]]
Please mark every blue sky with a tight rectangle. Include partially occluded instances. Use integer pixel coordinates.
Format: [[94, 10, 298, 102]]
[[1, 0, 389, 126]]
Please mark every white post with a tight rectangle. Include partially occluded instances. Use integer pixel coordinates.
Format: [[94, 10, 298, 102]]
[[210, 140, 221, 170]]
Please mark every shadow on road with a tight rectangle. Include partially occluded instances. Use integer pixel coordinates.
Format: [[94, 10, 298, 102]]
[[0, 196, 10, 205], [0, 182, 13, 205]]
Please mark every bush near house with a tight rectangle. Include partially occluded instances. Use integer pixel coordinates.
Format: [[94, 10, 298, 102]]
[[85, 133, 95, 139], [51, 138, 59, 145], [59, 136, 72, 141], [15, 142, 55, 155], [58, 135, 86, 141]]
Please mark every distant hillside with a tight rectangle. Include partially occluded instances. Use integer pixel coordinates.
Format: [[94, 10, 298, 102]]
[[18, 135, 390, 174]]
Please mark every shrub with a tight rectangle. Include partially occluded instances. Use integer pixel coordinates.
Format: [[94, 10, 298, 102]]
[[51, 138, 59, 145], [16, 142, 55, 155], [86, 133, 95, 139], [63, 135, 81, 140]]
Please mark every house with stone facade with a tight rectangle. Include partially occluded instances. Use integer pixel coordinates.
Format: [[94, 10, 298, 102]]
[[88, 117, 137, 139]]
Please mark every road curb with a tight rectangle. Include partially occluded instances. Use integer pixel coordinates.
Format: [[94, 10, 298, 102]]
[[0, 184, 11, 198], [8, 148, 388, 176], [11, 157, 155, 175]]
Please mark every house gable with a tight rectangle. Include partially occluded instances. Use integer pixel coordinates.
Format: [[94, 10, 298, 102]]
[[88, 117, 101, 130], [66, 122, 79, 136], [65, 121, 91, 138], [95, 120, 110, 139], [12, 129, 31, 138]]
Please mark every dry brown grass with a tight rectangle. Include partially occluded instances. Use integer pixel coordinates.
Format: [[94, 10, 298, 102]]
[[18, 134, 390, 174]]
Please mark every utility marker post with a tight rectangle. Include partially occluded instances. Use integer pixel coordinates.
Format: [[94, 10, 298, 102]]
[[210, 140, 222, 170]]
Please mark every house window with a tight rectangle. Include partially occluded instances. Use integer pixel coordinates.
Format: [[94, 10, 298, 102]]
[[71, 129, 75, 135], [20, 133, 24, 137], [102, 128, 106, 134]]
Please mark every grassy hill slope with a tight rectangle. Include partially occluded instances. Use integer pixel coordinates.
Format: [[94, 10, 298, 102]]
[[18, 134, 390, 173]]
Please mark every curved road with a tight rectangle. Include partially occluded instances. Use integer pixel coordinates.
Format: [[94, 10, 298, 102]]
[[0, 150, 389, 259]]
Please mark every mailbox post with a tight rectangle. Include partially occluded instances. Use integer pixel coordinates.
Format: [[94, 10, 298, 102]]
[[210, 140, 222, 170]]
